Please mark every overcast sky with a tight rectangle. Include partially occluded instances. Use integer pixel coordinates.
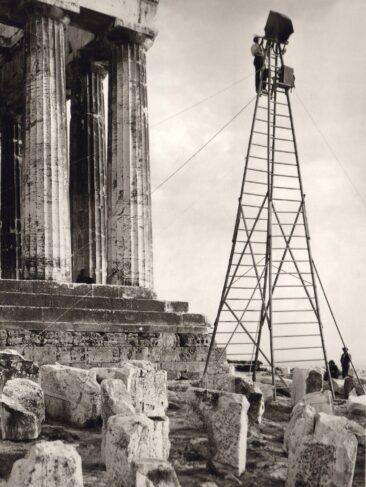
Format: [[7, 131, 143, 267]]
[[146, 0, 366, 368]]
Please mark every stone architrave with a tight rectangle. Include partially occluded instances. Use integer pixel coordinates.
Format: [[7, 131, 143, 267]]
[[0, 378, 45, 440], [70, 57, 107, 284], [40, 364, 101, 427], [0, 114, 22, 279], [107, 34, 153, 289], [7, 440, 83, 487], [22, 4, 71, 281]]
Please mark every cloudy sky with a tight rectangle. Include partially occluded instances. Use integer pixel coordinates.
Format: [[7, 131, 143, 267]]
[[146, 0, 366, 367]]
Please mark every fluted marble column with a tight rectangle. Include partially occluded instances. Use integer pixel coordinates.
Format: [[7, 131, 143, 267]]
[[70, 58, 107, 283], [22, 6, 71, 281], [107, 39, 153, 289], [0, 115, 22, 279]]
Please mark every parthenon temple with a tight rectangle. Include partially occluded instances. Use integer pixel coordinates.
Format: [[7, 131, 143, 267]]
[[0, 0, 157, 289]]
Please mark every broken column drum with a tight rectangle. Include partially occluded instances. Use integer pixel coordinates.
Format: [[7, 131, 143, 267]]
[[70, 58, 107, 284], [22, 6, 72, 281], [107, 37, 154, 289]]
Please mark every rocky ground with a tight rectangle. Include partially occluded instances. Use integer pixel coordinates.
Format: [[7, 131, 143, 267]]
[[0, 384, 364, 486]]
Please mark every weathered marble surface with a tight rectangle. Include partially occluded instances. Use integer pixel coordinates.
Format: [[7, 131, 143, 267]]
[[105, 414, 154, 487], [132, 459, 181, 487], [40, 364, 101, 427], [284, 402, 316, 454], [291, 367, 323, 405], [22, 7, 71, 281], [107, 39, 153, 289], [7, 440, 83, 487], [0, 378, 44, 440], [191, 388, 250, 476], [70, 58, 107, 284]]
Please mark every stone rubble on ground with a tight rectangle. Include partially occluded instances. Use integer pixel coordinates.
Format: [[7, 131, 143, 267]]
[[39, 364, 101, 427], [291, 367, 323, 405], [131, 459, 181, 487], [6, 440, 83, 487], [190, 388, 249, 476], [0, 378, 45, 440]]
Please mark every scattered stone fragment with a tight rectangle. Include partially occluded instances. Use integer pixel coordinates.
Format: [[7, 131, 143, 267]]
[[105, 414, 153, 487], [7, 440, 83, 487], [291, 368, 323, 405], [191, 388, 249, 476], [40, 364, 101, 427], [312, 413, 358, 487], [284, 402, 316, 453], [0, 349, 39, 392], [347, 394, 366, 416], [302, 390, 334, 414], [199, 362, 235, 392], [119, 362, 168, 417], [286, 435, 356, 487], [331, 378, 344, 396], [94, 362, 168, 417], [132, 459, 180, 487], [344, 376, 365, 398], [257, 375, 292, 397], [100, 378, 136, 461], [234, 376, 265, 424], [1, 378, 44, 440], [315, 412, 365, 447], [150, 416, 171, 460]]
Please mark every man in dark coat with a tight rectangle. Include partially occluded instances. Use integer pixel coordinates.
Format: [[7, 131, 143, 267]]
[[340, 347, 351, 378]]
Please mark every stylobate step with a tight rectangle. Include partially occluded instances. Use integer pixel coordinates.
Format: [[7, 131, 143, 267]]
[[0, 291, 188, 314], [0, 306, 207, 328]]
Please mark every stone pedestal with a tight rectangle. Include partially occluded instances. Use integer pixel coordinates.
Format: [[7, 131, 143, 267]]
[[70, 58, 107, 284], [107, 38, 153, 289], [0, 115, 22, 279], [22, 6, 71, 281]]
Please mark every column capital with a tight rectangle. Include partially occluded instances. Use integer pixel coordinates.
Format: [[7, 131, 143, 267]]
[[23, 1, 70, 27], [72, 54, 108, 78], [106, 25, 155, 51]]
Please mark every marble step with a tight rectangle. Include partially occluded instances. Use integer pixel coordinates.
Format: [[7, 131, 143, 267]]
[[0, 306, 207, 329], [0, 279, 156, 299], [0, 291, 188, 314]]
